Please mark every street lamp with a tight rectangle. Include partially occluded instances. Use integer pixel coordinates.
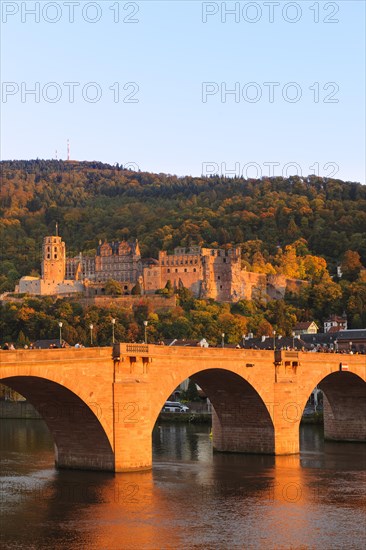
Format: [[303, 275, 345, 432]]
[[89, 323, 94, 346], [111, 318, 116, 344], [242, 334, 246, 348], [273, 330, 276, 351], [221, 332, 225, 348], [58, 321, 63, 346], [143, 320, 148, 344], [349, 341, 352, 354], [292, 331, 295, 350]]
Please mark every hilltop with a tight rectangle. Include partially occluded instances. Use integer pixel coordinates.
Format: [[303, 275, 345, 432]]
[[1, 160, 365, 343]]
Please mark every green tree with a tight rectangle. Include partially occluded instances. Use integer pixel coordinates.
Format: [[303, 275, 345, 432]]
[[185, 378, 200, 402], [104, 279, 123, 295]]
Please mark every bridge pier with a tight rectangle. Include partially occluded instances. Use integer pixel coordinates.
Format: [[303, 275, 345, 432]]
[[272, 384, 301, 455], [113, 381, 152, 472], [320, 371, 366, 443], [323, 393, 366, 442], [212, 407, 275, 454]]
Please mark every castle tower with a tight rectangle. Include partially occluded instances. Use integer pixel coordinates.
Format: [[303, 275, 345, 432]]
[[42, 234, 66, 283]]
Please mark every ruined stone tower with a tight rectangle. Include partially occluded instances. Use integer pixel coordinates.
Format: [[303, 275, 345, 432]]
[[41, 235, 66, 283]]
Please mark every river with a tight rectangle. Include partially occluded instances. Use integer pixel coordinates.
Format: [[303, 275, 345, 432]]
[[0, 419, 365, 549]]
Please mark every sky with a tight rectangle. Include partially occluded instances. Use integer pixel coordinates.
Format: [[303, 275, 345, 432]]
[[1, 0, 365, 182]]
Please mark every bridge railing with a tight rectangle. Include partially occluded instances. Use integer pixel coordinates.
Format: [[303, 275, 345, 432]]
[[126, 344, 149, 354], [112, 343, 149, 359]]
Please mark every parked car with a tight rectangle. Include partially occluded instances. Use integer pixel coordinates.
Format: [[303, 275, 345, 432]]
[[162, 401, 189, 413]]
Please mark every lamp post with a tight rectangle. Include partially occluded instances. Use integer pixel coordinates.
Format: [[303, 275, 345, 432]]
[[144, 320, 148, 344], [292, 331, 295, 350], [273, 330, 276, 351], [89, 323, 94, 346], [242, 334, 246, 348], [221, 332, 225, 348], [111, 318, 116, 344], [349, 341, 352, 354], [58, 321, 63, 347]]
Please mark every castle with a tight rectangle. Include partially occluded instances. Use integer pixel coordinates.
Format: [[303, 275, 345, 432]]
[[16, 233, 303, 302]]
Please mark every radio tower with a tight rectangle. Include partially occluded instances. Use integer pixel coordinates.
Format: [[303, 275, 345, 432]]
[[67, 139, 70, 161]]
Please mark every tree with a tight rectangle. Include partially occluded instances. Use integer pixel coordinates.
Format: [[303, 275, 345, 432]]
[[177, 286, 195, 311], [185, 378, 200, 402], [217, 312, 248, 344], [254, 319, 273, 337], [104, 279, 123, 295], [341, 250, 363, 281], [265, 300, 298, 336], [131, 281, 142, 295], [16, 330, 29, 347]]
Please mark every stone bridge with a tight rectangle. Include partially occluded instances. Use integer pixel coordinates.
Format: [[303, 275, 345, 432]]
[[0, 345, 365, 472]]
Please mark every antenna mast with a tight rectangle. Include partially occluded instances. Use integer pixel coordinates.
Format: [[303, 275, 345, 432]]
[[67, 139, 70, 161]]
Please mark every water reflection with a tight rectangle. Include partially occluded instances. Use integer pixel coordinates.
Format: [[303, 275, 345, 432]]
[[1, 420, 365, 549]]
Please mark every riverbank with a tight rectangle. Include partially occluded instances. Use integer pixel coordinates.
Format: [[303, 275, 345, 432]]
[[0, 401, 323, 424], [158, 412, 212, 423], [301, 411, 324, 424]]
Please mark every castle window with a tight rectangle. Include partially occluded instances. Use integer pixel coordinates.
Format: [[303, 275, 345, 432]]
[[54, 254, 57, 259], [223, 258, 226, 263], [47, 254, 50, 259], [218, 276, 221, 280], [184, 268, 187, 272], [175, 269, 178, 272], [193, 268, 196, 272], [124, 286, 128, 290], [190, 260, 193, 264], [167, 269, 170, 273], [185, 260, 188, 265], [220, 285, 223, 289]]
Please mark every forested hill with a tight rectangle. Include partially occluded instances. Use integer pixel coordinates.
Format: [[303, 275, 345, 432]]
[[1, 159, 365, 290]]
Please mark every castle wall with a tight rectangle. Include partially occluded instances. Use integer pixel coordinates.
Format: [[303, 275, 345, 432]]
[[143, 265, 162, 293], [18, 277, 42, 295], [267, 275, 305, 300], [79, 295, 177, 311], [235, 271, 267, 301], [156, 249, 204, 295], [142, 246, 305, 303], [18, 277, 84, 296]]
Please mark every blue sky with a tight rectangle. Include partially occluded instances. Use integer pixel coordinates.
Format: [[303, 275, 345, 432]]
[[1, 1, 365, 182]]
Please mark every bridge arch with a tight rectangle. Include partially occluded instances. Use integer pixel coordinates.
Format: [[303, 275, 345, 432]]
[[153, 367, 275, 455], [1, 376, 115, 471], [300, 371, 366, 443]]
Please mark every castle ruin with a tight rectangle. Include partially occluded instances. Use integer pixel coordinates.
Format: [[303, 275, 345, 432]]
[[16, 233, 303, 302]]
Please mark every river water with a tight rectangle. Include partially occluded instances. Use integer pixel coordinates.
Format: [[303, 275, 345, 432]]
[[0, 420, 365, 549]]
